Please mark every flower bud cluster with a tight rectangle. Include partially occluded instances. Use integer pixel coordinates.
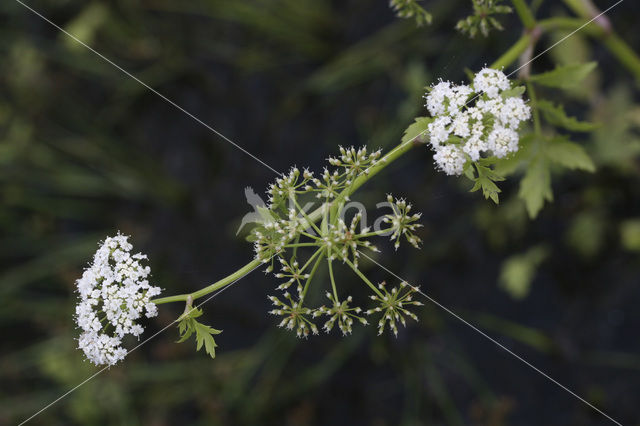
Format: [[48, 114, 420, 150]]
[[75, 234, 160, 365], [424, 68, 531, 175], [275, 257, 311, 295], [314, 293, 368, 336], [382, 195, 423, 250], [268, 293, 318, 338], [323, 212, 378, 268], [366, 281, 423, 336]]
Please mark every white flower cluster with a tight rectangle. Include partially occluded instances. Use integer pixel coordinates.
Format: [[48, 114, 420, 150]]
[[75, 234, 161, 366], [424, 68, 531, 175]]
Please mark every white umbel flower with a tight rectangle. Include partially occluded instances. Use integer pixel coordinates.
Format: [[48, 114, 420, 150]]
[[497, 97, 532, 129], [75, 234, 161, 366], [473, 68, 510, 99], [425, 81, 452, 116], [422, 67, 530, 175], [487, 126, 519, 158], [433, 145, 466, 175]]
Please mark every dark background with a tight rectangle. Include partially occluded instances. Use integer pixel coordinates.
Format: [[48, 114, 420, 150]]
[[1, 0, 639, 424]]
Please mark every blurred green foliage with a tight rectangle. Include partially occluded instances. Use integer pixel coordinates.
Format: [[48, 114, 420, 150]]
[[1, 0, 640, 425]]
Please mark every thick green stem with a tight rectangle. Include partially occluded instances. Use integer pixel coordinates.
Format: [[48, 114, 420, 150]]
[[526, 82, 542, 134], [152, 258, 262, 305], [600, 34, 640, 83], [511, 0, 537, 30], [491, 34, 532, 70]]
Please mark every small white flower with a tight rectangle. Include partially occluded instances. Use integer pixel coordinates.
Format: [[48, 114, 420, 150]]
[[487, 126, 519, 158], [433, 145, 466, 175], [473, 68, 510, 98], [497, 97, 531, 129], [462, 134, 487, 162], [75, 234, 161, 366], [427, 116, 452, 147], [425, 81, 452, 116], [451, 112, 470, 138], [447, 84, 473, 115]]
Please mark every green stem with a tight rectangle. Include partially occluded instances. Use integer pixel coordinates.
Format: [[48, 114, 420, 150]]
[[284, 243, 319, 248], [292, 196, 322, 235], [152, 258, 262, 305], [300, 247, 324, 272], [301, 250, 324, 300], [337, 249, 384, 298], [357, 229, 394, 239], [490, 34, 532, 70], [291, 234, 301, 260], [327, 257, 339, 300], [526, 82, 542, 134], [511, 0, 537, 30], [601, 34, 640, 82]]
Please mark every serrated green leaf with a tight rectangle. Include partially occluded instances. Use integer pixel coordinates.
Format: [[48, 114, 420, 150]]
[[469, 163, 504, 204], [176, 320, 194, 343], [175, 307, 222, 359], [500, 85, 525, 99], [518, 156, 553, 218], [402, 116, 433, 144], [529, 62, 597, 89], [546, 137, 595, 172], [537, 100, 598, 132], [194, 322, 222, 358], [463, 161, 475, 180]]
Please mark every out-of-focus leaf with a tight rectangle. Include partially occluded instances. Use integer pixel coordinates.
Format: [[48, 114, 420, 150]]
[[566, 212, 605, 257], [500, 86, 525, 99], [518, 156, 552, 218], [546, 137, 595, 172], [63, 3, 110, 51], [620, 219, 640, 252], [537, 100, 599, 132], [499, 245, 548, 299], [493, 133, 534, 176], [529, 62, 597, 89]]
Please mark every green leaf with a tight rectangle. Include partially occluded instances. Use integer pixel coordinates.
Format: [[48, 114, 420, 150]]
[[402, 116, 433, 144], [499, 245, 548, 299], [529, 62, 597, 89], [620, 219, 640, 252], [64, 3, 109, 51], [500, 85, 525, 99], [546, 137, 595, 172], [518, 156, 553, 218], [537, 100, 599, 132], [176, 307, 222, 359], [194, 322, 222, 358], [470, 163, 505, 204]]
